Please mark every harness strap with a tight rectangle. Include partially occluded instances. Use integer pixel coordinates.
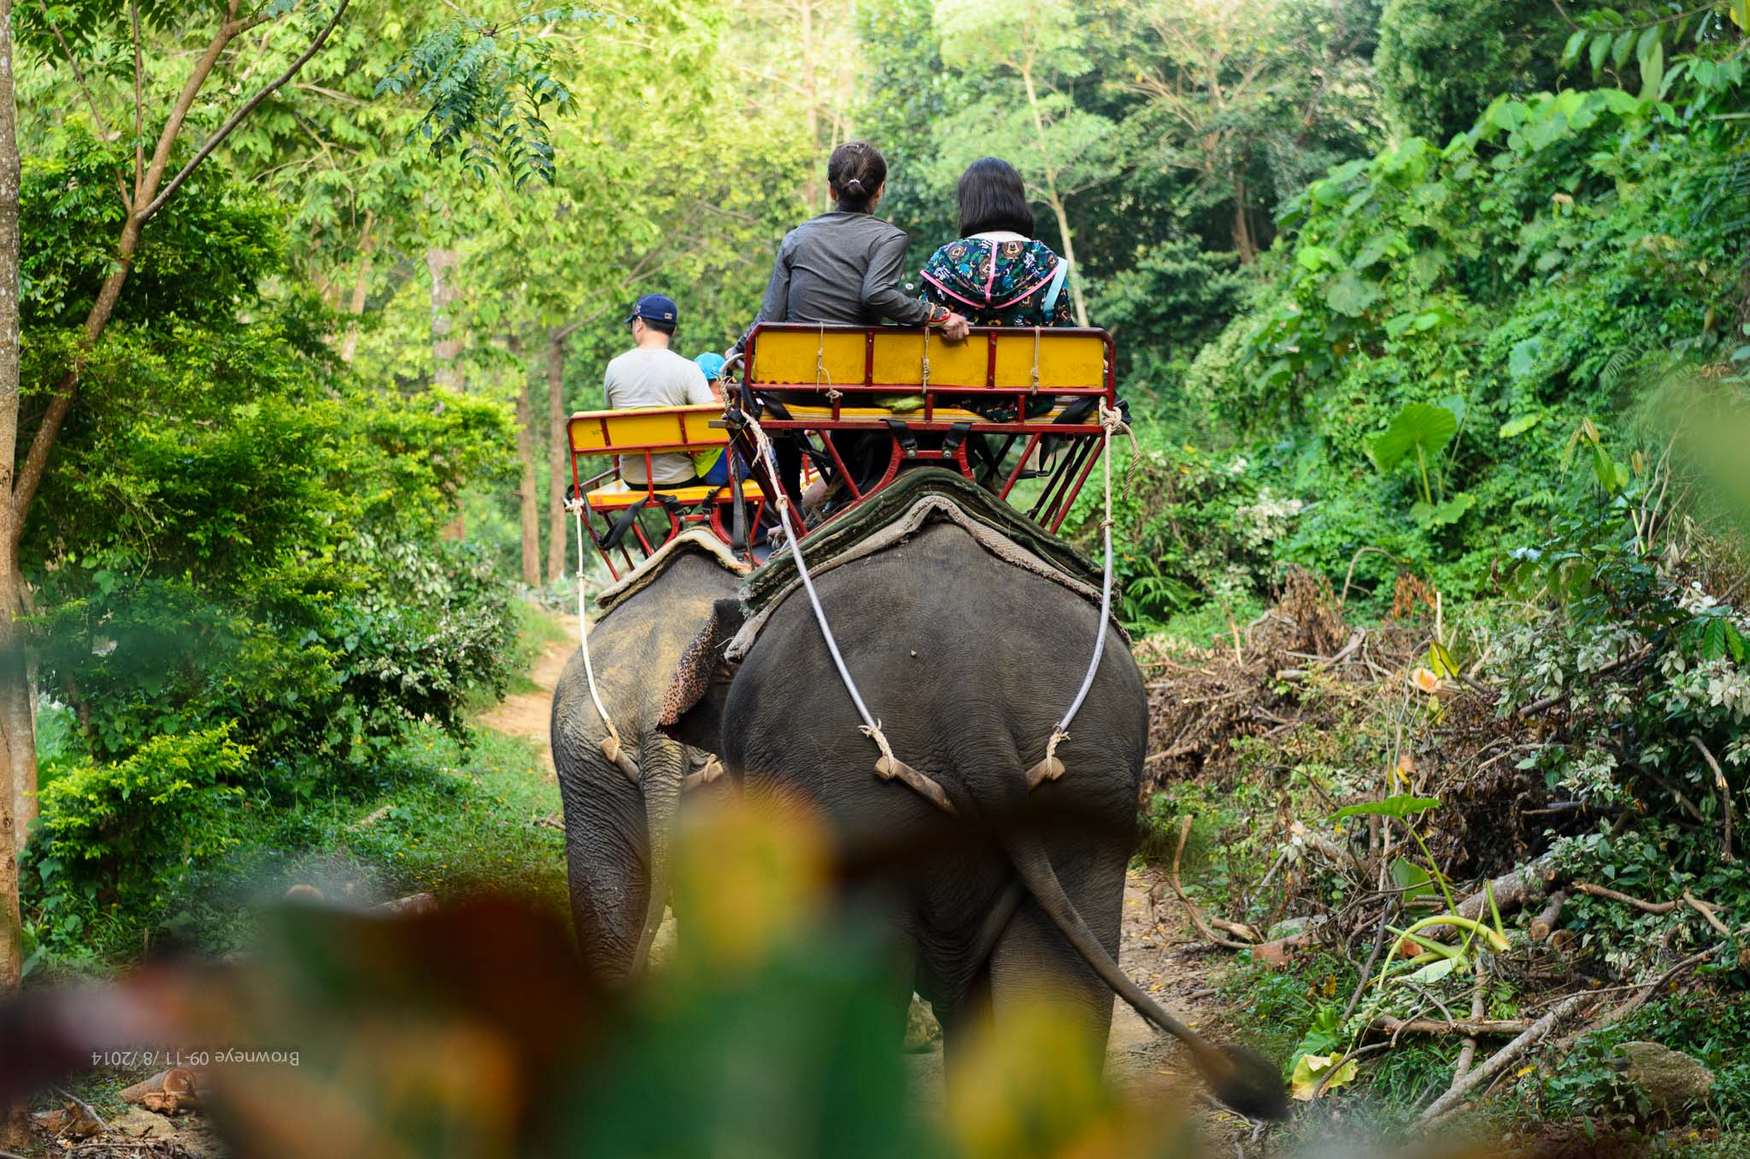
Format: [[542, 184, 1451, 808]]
[[1026, 399, 1138, 790], [742, 412, 956, 815], [571, 501, 641, 783]]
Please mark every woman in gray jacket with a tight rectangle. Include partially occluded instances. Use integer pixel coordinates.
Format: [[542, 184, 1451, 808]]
[[736, 141, 971, 504]]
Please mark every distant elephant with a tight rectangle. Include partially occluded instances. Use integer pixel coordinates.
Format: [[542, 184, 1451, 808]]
[[550, 534, 747, 983], [665, 519, 1286, 1119]]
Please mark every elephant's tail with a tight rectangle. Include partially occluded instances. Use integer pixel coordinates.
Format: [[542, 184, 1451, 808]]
[[1000, 830, 1290, 1121]]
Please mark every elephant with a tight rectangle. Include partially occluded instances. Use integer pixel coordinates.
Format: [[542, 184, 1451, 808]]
[[550, 532, 748, 984], [664, 517, 1287, 1120]]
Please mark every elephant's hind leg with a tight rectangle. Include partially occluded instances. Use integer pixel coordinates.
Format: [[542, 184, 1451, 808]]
[[986, 843, 1127, 1065]]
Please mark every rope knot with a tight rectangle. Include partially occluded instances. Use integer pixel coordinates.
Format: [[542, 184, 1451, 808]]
[[1026, 729, 1069, 790], [860, 721, 899, 772]]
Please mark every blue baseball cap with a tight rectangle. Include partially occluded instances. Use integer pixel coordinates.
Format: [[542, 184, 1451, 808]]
[[626, 293, 679, 327], [695, 352, 727, 381]]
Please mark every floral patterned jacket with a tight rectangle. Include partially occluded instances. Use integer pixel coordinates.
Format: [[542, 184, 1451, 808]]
[[918, 235, 1074, 328]]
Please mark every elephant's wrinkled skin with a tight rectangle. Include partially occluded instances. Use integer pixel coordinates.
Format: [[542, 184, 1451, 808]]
[[550, 550, 740, 983], [668, 521, 1288, 1119]]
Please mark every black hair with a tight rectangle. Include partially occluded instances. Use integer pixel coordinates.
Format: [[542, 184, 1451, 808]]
[[957, 157, 1035, 238], [827, 141, 887, 213]]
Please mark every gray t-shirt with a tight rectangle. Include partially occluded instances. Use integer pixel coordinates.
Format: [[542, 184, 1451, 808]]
[[603, 347, 715, 485]]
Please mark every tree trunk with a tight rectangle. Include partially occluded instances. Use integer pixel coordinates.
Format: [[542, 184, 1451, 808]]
[[516, 367, 541, 588], [426, 246, 462, 390], [1232, 166, 1256, 264], [546, 330, 570, 584], [1044, 187, 1088, 326], [0, 0, 31, 1142], [1018, 57, 1089, 326], [800, 0, 819, 210], [338, 209, 373, 363]]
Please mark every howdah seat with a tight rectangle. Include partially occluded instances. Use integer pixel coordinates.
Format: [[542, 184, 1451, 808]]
[[738, 323, 1117, 534], [566, 403, 764, 579]]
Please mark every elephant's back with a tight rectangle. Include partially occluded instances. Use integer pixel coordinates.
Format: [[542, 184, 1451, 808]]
[[728, 520, 1146, 810]]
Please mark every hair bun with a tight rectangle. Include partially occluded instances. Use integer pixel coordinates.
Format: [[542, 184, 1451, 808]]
[[844, 178, 865, 195]]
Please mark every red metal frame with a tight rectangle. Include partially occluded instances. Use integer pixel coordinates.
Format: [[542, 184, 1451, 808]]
[[739, 323, 1117, 535]]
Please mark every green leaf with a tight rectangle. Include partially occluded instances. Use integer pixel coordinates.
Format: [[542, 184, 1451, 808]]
[[1389, 857, 1436, 903], [1368, 403, 1459, 472], [1562, 29, 1588, 67], [1590, 32, 1612, 77], [1333, 795, 1442, 820], [1508, 337, 1545, 382], [1324, 271, 1380, 318], [1290, 1053, 1358, 1101], [1499, 413, 1543, 438], [1411, 492, 1476, 529], [1639, 35, 1664, 100], [1405, 957, 1457, 985], [1612, 28, 1636, 70]]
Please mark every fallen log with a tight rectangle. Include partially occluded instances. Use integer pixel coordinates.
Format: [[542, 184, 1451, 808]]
[[1372, 1015, 1532, 1038], [119, 1067, 200, 1115], [1454, 854, 1562, 923], [374, 892, 437, 917]]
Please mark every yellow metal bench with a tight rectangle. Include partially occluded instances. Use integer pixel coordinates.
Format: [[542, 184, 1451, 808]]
[[566, 404, 764, 578], [738, 324, 1116, 533]]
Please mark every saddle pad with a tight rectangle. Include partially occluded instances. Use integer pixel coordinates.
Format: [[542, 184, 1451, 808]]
[[727, 468, 1121, 662], [597, 527, 752, 615]]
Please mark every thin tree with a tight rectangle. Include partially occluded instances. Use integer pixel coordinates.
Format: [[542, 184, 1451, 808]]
[[0, 0, 31, 1140]]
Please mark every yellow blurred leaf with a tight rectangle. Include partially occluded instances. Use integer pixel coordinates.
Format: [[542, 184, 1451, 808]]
[[1290, 1052, 1358, 1101]]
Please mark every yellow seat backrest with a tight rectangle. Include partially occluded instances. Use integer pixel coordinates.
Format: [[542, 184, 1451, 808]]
[[748, 326, 1109, 392], [568, 405, 728, 456]]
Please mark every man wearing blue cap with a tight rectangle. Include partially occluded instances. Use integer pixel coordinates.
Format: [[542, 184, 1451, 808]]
[[605, 294, 715, 486]]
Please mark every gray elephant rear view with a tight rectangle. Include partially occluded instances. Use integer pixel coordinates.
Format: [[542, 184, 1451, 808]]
[[550, 531, 747, 982], [663, 471, 1289, 1120]]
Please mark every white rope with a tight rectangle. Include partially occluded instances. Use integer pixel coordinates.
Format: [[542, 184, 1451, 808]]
[[1040, 401, 1130, 761], [817, 323, 842, 403], [742, 412, 892, 757], [571, 500, 626, 756]]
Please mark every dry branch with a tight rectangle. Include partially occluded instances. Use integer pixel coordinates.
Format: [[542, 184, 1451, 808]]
[[1167, 815, 1253, 951], [1572, 881, 1680, 914], [1529, 890, 1568, 942], [1416, 993, 1591, 1124], [1691, 735, 1735, 862]]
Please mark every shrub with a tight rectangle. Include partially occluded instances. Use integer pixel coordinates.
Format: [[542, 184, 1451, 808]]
[[30, 726, 251, 933]]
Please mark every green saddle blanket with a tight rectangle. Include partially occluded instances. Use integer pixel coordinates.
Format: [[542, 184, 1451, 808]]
[[729, 468, 1113, 659]]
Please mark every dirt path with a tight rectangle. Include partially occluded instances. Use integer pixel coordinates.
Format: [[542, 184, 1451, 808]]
[[477, 613, 578, 774]]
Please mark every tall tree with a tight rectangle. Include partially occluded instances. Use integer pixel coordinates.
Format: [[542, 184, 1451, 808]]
[[0, 0, 26, 1138], [932, 0, 1115, 324], [9, 0, 348, 843]]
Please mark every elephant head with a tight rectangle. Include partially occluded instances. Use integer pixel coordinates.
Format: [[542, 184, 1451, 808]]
[[550, 539, 747, 984]]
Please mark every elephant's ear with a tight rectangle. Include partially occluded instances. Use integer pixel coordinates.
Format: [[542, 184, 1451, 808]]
[[659, 597, 745, 753]]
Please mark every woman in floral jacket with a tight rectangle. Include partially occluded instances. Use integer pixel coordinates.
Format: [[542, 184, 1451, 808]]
[[919, 157, 1075, 328]]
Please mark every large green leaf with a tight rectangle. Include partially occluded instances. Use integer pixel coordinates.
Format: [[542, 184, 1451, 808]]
[[1324, 271, 1380, 318], [1412, 492, 1476, 529], [1367, 403, 1459, 472]]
